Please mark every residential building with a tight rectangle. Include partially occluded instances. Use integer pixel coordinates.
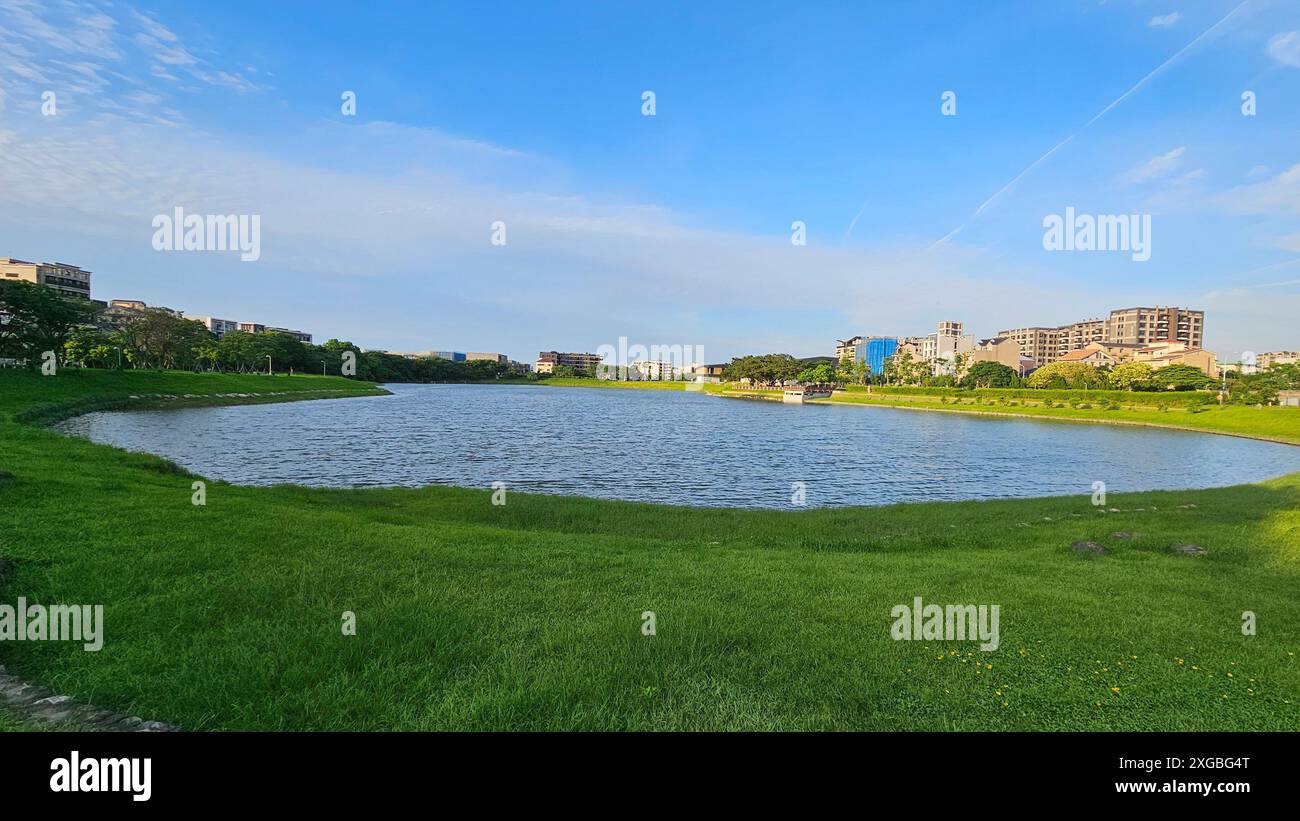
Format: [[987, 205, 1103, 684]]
[[0, 258, 92, 300], [193, 317, 310, 342], [268, 327, 313, 344], [998, 327, 1062, 365], [690, 363, 728, 382], [1057, 343, 1117, 367], [536, 351, 604, 375], [835, 335, 868, 362], [1001, 306, 1204, 365], [1258, 351, 1299, 370], [1106, 307, 1204, 349], [467, 352, 507, 364], [920, 323, 975, 376], [1058, 319, 1106, 358], [195, 317, 241, 337], [1133, 341, 1218, 377], [967, 337, 1029, 375], [633, 359, 682, 381]]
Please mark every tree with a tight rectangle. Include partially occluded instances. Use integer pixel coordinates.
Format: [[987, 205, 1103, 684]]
[[796, 362, 837, 384], [961, 361, 1017, 388], [64, 327, 120, 369], [0, 280, 98, 367], [724, 354, 802, 385], [1025, 361, 1104, 389], [884, 348, 926, 386], [119, 309, 214, 369], [1108, 361, 1154, 391], [1149, 364, 1214, 391]]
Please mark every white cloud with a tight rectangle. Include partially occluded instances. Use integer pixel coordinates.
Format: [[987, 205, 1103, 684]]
[[1218, 163, 1300, 216], [1267, 31, 1300, 68], [1120, 146, 1186, 184], [1148, 12, 1181, 28]]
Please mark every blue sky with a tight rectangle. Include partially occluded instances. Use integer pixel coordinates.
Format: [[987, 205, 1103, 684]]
[[2, 0, 1299, 362]]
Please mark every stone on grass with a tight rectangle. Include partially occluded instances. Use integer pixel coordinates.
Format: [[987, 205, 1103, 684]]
[[1110, 532, 1138, 540], [1172, 543, 1207, 556]]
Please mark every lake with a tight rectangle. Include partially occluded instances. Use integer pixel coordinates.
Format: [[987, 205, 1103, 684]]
[[54, 383, 1300, 508]]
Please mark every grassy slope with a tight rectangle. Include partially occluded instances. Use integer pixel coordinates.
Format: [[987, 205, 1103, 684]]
[[825, 390, 1300, 446], [0, 370, 1298, 730]]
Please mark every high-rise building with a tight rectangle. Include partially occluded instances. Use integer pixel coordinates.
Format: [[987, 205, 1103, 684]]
[[0, 258, 92, 300], [1106, 307, 1204, 350], [1001, 307, 1204, 365]]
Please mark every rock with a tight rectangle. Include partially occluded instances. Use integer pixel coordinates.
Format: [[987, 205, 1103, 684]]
[[1172, 543, 1207, 556], [1110, 532, 1138, 540], [1071, 540, 1109, 555]]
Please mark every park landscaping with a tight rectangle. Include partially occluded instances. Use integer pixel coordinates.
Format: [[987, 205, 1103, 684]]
[[0, 369, 1297, 731]]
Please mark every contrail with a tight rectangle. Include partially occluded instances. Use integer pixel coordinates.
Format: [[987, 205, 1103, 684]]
[[923, 0, 1252, 250]]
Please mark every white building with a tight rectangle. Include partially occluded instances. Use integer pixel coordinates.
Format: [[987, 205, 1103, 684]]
[[633, 359, 682, 381]]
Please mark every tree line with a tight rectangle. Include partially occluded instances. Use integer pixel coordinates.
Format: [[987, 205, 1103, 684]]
[[0, 280, 519, 382], [722, 349, 1300, 403]]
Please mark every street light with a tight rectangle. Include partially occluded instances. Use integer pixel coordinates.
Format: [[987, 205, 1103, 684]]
[[266, 355, 272, 376]]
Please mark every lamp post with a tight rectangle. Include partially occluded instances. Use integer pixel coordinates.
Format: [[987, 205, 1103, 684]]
[[266, 355, 272, 376]]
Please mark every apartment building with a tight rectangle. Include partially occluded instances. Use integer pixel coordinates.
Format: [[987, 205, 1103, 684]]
[[998, 327, 1061, 365], [536, 351, 604, 375], [195, 317, 241, 337], [1106, 307, 1203, 349], [633, 359, 682, 381], [1001, 306, 1204, 365], [0, 258, 93, 300], [1258, 351, 1299, 370], [268, 327, 313, 344], [192, 317, 311, 343], [1059, 319, 1106, 358], [835, 335, 868, 362]]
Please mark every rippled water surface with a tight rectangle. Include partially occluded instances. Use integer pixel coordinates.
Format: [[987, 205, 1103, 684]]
[[55, 384, 1300, 508]]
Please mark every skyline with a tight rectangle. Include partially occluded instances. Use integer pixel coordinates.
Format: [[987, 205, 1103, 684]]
[[2, 1, 1300, 362]]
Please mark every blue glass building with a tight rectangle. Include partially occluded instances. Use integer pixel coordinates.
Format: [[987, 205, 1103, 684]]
[[860, 337, 898, 377]]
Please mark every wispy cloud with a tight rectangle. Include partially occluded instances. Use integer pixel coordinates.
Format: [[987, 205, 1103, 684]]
[[1120, 146, 1186, 184], [1149, 12, 1181, 28], [1266, 31, 1300, 68], [1217, 163, 1300, 216]]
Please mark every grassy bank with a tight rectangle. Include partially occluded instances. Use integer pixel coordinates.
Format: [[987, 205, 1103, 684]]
[[1, 370, 1298, 730], [824, 389, 1300, 446]]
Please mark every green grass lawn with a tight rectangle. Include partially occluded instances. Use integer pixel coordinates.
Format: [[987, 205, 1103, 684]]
[[823, 389, 1300, 446], [0, 370, 1298, 730]]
